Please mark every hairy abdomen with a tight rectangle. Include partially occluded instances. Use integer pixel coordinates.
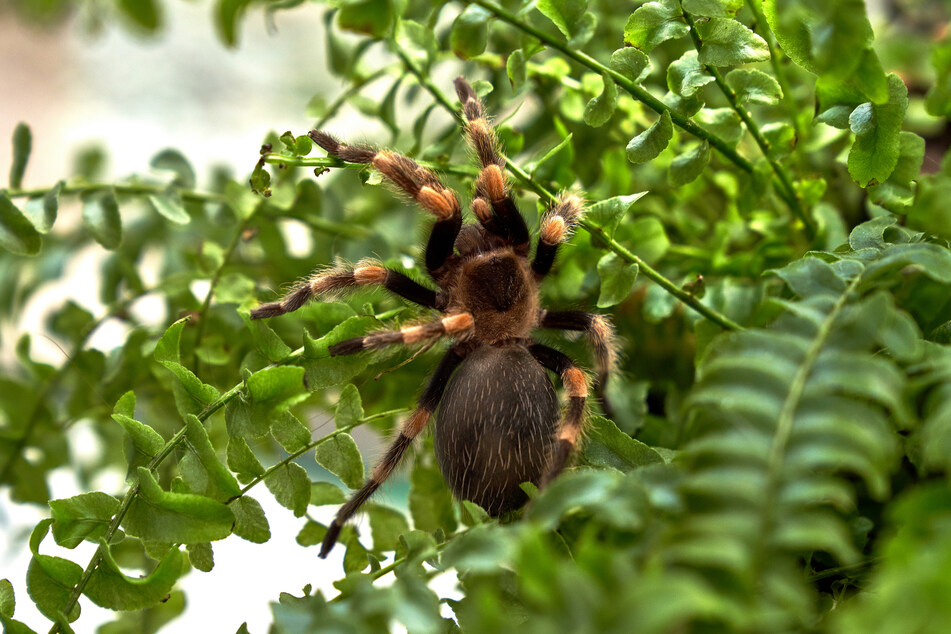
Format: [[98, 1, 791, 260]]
[[435, 344, 558, 515]]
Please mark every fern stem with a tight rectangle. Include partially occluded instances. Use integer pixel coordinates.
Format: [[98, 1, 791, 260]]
[[743, 0, 802, 139], [680, 8, 814, 238], [394, 47, 744, 332]]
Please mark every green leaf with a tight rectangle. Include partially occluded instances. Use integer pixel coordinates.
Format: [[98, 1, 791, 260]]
[[271, 411, 311, 454], [586, 193, 648, 236], [27, 520, 82, 623], [626, 111, 673, 164], [696, 18, 770, 67], [624, 1, 689, 52], [0, 193, 42, 256], [315, 433, 364, 489], [597, 253, 638, 308], [296, 521, 327, 547], [339, 0, 393, 38], [695, 108, 743, 148], [537, 0, 587, 40], [154, 318, 219, 405], [149, 193, 190, 224], [85, 541, 184, 610], [111, 411, 165, 466], [394, 19, 436, 69], [231, 496, 271, 543], [335, 384, 364, 430], [81, 190, 122, 250], [409, 459, 457, 534], [725, 68, 783, 105], [311, 481, 347, 506], [667, 51, 713, 97], [925, 42, 951, 117], [869, 132, 926, 212], [583, 73, 618, 128], [22, 180, 61, 234], [762, 122, 796, 158], [366, 504, 410, 552], [215, 0, 249, 46], [264, 462, 311, 517], [682, 0, 743, 17], [0, 579, 13, 618], [10, 122, 31, 189], [119, 0, 161, 31], [150, 148, 196, 188], [227, 436, 265, 481], [123, 467, 234, 543], [848, 74, 909, 187], [247, 366, 305, 406], [240, 307, 293, 362], [180, 415, 241, 502], [450, 5, 490, 60], [583, 416, 664, 471], [302, 316, 377, 389], [187, 542, 214, 572], [506, 49, 527, 92], [49, 492, 120, 549], [627, 216, 671, 264], [610, 47, 652, 84], [668, 141, 712, 186]]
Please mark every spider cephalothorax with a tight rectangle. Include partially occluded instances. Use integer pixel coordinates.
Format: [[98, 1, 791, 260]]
[[251, 78, 617, 557]]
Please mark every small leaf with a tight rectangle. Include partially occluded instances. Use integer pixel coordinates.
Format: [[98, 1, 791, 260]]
[[10, 122, 31, 189], [696, 108, 743, 148], [315, 433, 365, 489], [537, 0, 588, 40], [624, 1, 689, 52], [311, 482, 347, 506], [626, 111, 673, 164], [682, 0, 743, 17], [119, 0, 161, 31], [609, 47, 652, 84], [339, 0, 393, 38], [270, 411, 311, 454], [81, 190, 122, 250], [0, 193, 42, 256], [85, 542, 184, 610], [334, 384, 364, 430], [302, 316, 377, 389], [180, 415, 241, 502], [0, 578, 14, 618], [366, 504, 410, 552], [264, 462, 311, 517], [26, 520, 82, 623], [583, 73, 618, 128], [668, 141, 711, 186], [586, 193, 648, 235], [848, 74, 909, 187], [247, 365, 305, 405], [123, 468, 234, 543], [231, 496, 271, 543], [149, 193, 190, 224], [150, 148, 196, 188], [227, 436, 265, 481], [597, 253, 639, 308], [450, 5, 490, 59], [667, 50, 713, 97], [696, 18, 770, 67], [22, 180, 61, 234], [187, 542, 214, 572], [506, 49, 527, 92], [868, 132, 925, 212], [49, 493, 120, 549], [112, 412, 165, 465], [296, 521, 327, 547], [583, 416, 664, 470], [762, 122, 796, 158], [926, 42, 951, 117], [725, 68, 783, 105], [394, 19, 436, 69]]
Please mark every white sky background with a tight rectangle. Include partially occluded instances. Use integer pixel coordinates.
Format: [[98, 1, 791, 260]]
[[0, 2, 455, 632]]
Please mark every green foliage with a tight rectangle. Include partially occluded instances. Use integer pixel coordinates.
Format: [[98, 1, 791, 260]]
[[3, 0, 951, 631]]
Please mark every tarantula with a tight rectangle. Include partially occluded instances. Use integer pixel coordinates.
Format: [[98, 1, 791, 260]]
[[250, 78, 617, 557]]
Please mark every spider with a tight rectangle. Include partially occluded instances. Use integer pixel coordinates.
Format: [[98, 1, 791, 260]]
[[251, 78, 617, 558]]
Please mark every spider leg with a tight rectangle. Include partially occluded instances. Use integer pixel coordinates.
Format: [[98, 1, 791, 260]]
[[527, 343, 589, 487], [320, 347, 466, 557], [453, 77, 530, 253], [536, 309, 617, 417], [250, 261, 441, 319], [308, 131, 462, 279], [328, 313, 473, 356], [531, 194, 585, 279]]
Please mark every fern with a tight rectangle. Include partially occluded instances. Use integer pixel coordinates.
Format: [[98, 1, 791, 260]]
[[672, 218, 950, 629]]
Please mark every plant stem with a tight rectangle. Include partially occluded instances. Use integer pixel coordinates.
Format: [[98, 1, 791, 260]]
[[395, 46, 743, 332], [680, 9, 814, 237], [6, 182, 223, 204], [262, 153, 479, 179], [743, 0, 802, 138], [467, 0, 754, 175]]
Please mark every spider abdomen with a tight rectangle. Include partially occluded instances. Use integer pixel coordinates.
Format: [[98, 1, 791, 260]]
[[434, 344, 558, 516]]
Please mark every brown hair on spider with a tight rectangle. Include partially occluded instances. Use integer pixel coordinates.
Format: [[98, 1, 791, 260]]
[[250, 77, 617, 558]]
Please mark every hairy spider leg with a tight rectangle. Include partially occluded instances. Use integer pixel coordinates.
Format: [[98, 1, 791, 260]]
[[531, 194, 585, 279], [249, 262, 440, 319], [319, 347, 466, 557], [537, 309, 618, 418], [328, 313, 474, 356], [527, 343, 589, 487], [453, 77, 530, 253], [308, 131, 463, 281]]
